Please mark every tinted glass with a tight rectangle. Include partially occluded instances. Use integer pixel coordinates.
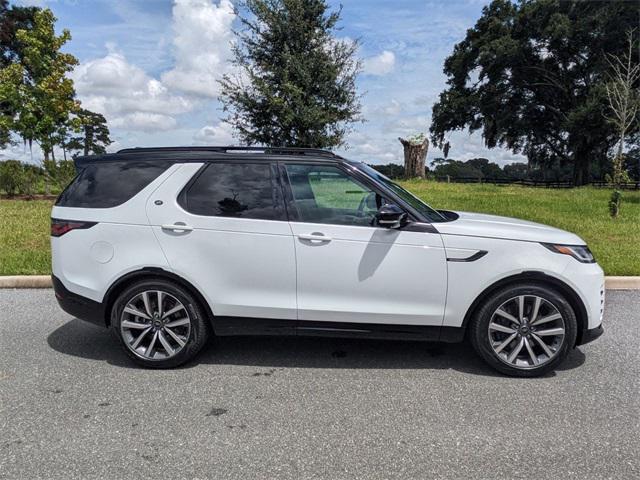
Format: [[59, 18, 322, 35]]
[[56, 161, 171, 208], [182, 162, 284, 220], [284, 164, 386, 226], [355, 163, 446, 222]]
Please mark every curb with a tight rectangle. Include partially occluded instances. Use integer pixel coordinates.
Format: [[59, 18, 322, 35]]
[[0, 275, 639, 290], [0, 276, 52, 288], [605, 276, 640, 290]]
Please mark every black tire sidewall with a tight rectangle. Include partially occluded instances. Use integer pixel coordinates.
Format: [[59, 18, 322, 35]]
[[111, 279, 209, 368], [470, 283, 577, 377]]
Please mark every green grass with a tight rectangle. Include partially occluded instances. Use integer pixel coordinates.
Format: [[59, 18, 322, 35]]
[[1, 183, 639, 275], [0, 199, 52, 276]]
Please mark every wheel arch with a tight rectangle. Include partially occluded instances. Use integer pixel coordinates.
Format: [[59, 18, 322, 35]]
[[102, 267, 215, 330], [460, 271, 588, 345]]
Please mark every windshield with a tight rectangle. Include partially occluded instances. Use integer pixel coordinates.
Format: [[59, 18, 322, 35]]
[[355, 163, 447, 223]]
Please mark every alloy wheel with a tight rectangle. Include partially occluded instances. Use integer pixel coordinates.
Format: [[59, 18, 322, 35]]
[[488, 295, 565, 369], [120, 290, 191, 360]]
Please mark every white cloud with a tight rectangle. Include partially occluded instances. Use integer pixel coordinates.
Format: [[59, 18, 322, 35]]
[[363, 50, 396, 76], [383, 99, 402, 115], [0, 143, 43, 163], [62, 0, 237, 143], [71, 49, 193, 132], [193, 122, 236, 144], [382, 115, 431, 137], [110, 113, 177, 132], [161, 0, 236, 98]]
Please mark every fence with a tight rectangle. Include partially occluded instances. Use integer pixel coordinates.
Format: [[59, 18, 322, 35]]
[[433, 176, 640, 190]]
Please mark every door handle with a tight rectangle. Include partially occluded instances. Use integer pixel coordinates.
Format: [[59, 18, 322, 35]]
[[298, 233, 332, 242], [161, 223, 194, 232]]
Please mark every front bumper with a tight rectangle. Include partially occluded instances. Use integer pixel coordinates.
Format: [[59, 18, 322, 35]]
[[52, 275, 107, 328]]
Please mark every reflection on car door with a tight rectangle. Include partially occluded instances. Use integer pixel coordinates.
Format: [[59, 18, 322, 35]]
[[282, 163, 447, 327]]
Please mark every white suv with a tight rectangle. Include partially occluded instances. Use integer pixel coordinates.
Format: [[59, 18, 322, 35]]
[[51, 147, 604, 376]]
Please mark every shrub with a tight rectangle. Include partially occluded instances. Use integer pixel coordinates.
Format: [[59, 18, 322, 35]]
[[44, 159, 76, 191], [609, 190, 622, 218], [0, 160, 25, 196]]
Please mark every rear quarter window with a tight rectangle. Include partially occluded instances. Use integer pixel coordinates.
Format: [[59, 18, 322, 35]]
[[56, 161, 171, 208]]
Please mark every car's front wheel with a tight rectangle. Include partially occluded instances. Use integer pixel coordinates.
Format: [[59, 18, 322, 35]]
[[470, 283, 577, 377], [111, 279, 210, 368]]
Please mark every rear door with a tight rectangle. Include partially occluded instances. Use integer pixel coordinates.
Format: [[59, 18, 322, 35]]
[[146, 161, 297, 326], [281, 162, 447, 328]]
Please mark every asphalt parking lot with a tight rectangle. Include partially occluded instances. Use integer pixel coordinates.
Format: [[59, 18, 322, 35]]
[[0, 289, 638, 480]]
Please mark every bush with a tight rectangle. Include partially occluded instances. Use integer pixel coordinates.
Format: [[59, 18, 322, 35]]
[[0, 160, 25, 196], [609, 190, 622, 218], [0, 160, 51, 196], [44, 159, 76, 191]]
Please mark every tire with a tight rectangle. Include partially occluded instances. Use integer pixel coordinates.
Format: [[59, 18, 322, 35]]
[[469, 283, 577, 377], [111, 278, 210, 368]]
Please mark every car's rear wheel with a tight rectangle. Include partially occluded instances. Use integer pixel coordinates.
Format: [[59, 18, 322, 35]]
[[111, 279, 210, 368], [470, 283, 577, 377]]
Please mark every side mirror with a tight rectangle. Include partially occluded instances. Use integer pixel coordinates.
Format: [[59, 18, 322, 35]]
[[376, 204, 408, 229]]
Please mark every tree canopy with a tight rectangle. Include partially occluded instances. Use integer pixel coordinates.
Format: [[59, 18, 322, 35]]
[[0, 0, 37, 68], [0, 8, 79, 159], [0, 0, 37, 147], [64, 108, 112, 157], [219, 0, 362, 148], [430, 0, 639, 185]]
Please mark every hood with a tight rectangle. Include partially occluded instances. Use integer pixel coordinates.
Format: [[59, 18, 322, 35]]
[[435, 211, 584, 245]]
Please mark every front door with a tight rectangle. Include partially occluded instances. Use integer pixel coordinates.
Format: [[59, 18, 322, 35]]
[[282, 163, 447, 327]]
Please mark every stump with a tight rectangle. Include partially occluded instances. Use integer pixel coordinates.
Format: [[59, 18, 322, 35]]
[[399, 136, 429, 179]]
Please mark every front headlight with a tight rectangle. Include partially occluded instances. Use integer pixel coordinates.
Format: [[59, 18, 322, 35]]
[[541, 243, 595, 263]]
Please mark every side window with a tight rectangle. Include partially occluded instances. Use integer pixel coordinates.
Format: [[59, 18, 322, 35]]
[[181, 162, 285, 220], [284, 164, 385, 226], [56, 161, 171, 208]]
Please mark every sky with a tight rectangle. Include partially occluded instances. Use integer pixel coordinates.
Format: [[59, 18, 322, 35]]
[[2, 0, 526, 166]]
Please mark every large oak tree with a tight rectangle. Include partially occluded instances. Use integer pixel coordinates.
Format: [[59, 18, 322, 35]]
[[430, 0, 639, 185]]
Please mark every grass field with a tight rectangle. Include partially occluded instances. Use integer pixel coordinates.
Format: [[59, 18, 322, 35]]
[[0, 183, 638, 275], [1, 199, 52, 276]]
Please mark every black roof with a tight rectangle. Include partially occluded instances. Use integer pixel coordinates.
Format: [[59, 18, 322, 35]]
[[74, 146, 350, 169]]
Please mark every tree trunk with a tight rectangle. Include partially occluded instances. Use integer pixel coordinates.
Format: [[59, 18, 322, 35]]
[[84, 125, 92, 156], [43, 149, 51, 195], [572, 146, 591, 186], [399, 136, 429, 179], [612, 133, 626, 186]]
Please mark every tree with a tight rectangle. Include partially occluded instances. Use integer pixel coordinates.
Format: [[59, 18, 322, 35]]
[[625, 133, 640, 181], [64, 108, 112, 157], [219, 0, 362, 148], [503, 162, 529, 180], [399, 134, 429, 178], [0, 0, 38, 147], [431, 158, 484, 180], [430, 0, 639, 185], [466, 157, 505, 179], [0, 1, 38, 66], [0, 8, 79, 160], [0, 159, 24, 196], [369, 163, 405, 179], [605, 29, 640, 186], [0, 9, 79, 193]]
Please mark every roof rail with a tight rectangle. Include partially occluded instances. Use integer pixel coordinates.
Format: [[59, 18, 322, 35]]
[[116, 146, 343, 159]]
